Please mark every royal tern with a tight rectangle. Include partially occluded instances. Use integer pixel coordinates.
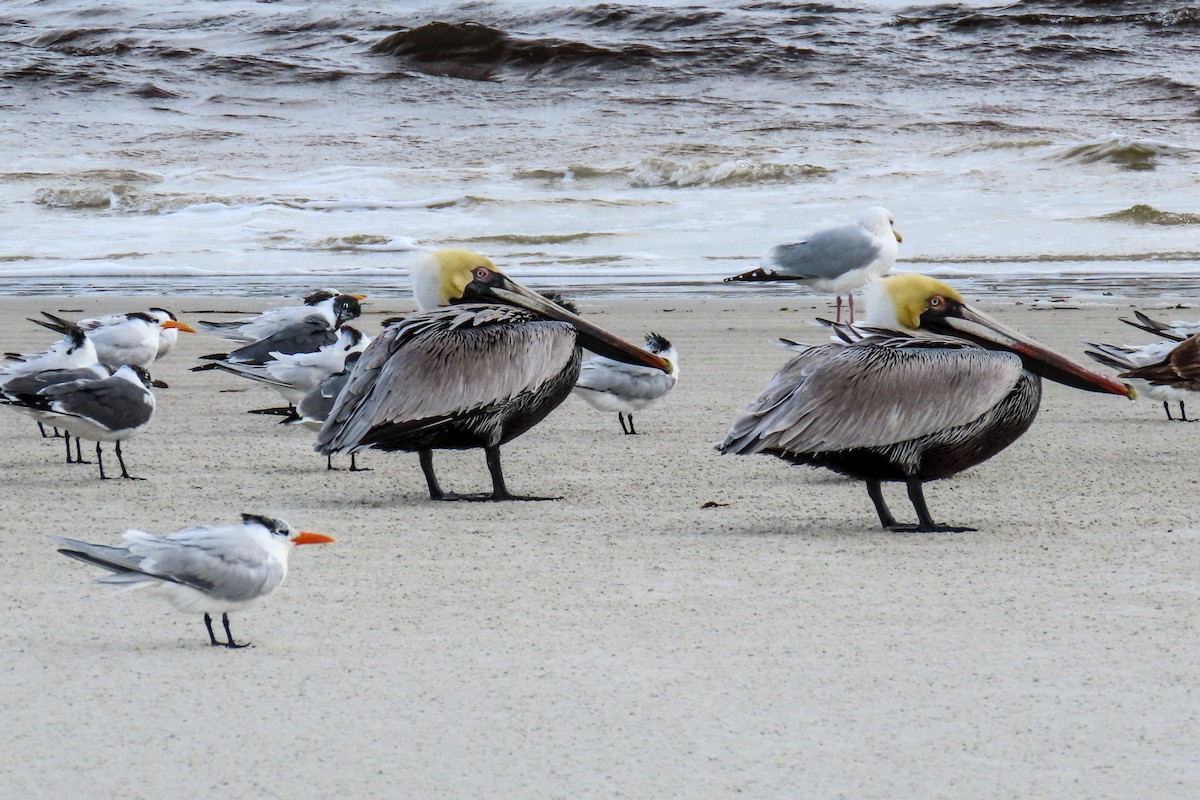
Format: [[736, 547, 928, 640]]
[[34, 310, 196, 369], [1085, 339, 1193, 421], [198, 291, 366, 342], [718, 274, 1133, 532], [1, 363, 112, 458], [573, 332, 679, 434], [725, 207, 902, 322], [0, 364, 156, 479], [1120, 310, 1200, 343], [1, 324, 98, 383], [201, 326, 370, 405], [315, 249, 671, 500], [49, 514, 335, 648], [250, 353, 368, 470]]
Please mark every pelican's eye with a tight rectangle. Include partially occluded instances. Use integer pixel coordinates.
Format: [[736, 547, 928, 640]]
[[927, 295, 946, 311], [472, 266, 492, 281]]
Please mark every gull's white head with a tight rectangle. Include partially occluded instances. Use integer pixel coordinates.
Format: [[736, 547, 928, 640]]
[[859, 207, 902, 244]]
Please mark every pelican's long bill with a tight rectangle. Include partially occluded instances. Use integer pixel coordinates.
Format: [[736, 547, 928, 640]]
[[473, 276, 673, 374], [925, 304, 1135, 397]]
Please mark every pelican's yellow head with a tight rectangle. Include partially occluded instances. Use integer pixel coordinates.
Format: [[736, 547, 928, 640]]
[[864, 273, 964, 330], [411, 248, 500, 311]]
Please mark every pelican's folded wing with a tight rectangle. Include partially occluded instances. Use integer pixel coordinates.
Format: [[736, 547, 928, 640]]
[[720, 339, 1025, 455]]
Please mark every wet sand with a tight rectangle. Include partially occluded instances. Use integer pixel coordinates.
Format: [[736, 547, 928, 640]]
[[2, 293, 1198, 798]]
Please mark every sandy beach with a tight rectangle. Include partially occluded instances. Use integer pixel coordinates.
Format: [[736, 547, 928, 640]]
[[2, 292, 1198, 798]]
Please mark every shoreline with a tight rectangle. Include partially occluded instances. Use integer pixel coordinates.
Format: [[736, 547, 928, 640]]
[[2, 295, 1199, 797]]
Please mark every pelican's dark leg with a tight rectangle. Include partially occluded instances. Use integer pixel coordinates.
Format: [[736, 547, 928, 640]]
[[221, 612, 250, 649], [835, 295, 844, 323], [906, 479, 976, 533], [420, 449, 447, 500], [619, 413, 631, 435], [114, 441, 144, 480], [867, 479, 902, 530], [483, 445, 560, 502], [848, 293, 856, 324]]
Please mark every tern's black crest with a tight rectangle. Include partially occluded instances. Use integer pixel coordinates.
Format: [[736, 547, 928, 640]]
[[644, 332, 671, 353], [303, 289, 340, 305], [240, 513, 290, 536]]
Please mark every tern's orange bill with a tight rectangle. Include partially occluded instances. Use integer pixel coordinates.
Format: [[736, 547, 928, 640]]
[[292, 531, 336, 545], [164, 321, 198, 334]]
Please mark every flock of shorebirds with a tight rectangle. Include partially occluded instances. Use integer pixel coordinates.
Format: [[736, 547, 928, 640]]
[[4, 206, 1195, 647]]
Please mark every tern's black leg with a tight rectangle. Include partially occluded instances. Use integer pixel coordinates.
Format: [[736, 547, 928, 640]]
[[74, 436, 89, 464], [906, 479, 976, 533], [95, 442, 108, 480], [326, 453, 335, 471], [1181, 402, 1190, 422], [627, 414, 637, 435], [618, 413, 632, 435], [38, 421, 48, 438], [349, 453, 370, 471], [1163, 401, 1174, 420], [113, 441, 144, 480], [221, 612, 250, 649], [64, 435, 74, 464], [204, 613, 220, 646]]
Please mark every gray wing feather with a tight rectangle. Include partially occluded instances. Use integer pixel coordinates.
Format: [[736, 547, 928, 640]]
[[47, 377, 154, 429], [225, 316, 335, 363], [766, 224, 882, 279], [575, 358, 675, 401], [721, 340, 1025, 455], [50, 529, 283, 602], [316, 304, 578, 454]]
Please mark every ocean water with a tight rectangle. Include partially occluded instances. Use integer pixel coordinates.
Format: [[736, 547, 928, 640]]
[[2, 0, 1199, 300]]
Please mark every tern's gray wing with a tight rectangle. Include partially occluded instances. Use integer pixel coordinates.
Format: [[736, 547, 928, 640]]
[[41, 375, 154, 430], [48, 533, 219, 595], [765, 223, 882, 280], [719, 338, 1025, 455], [52, 528, 284, 603], [225, 316, 336, 364], [316, 304, 578, 454], [0, 365, 110, 395], [575, 358, 675, 401], [297, 369, 350, 423]]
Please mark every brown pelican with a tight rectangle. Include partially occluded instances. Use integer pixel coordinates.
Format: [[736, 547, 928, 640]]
[[727, 207, 901, 322], [718, 274, 1134, 532], [315, 249, 671, 501]]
